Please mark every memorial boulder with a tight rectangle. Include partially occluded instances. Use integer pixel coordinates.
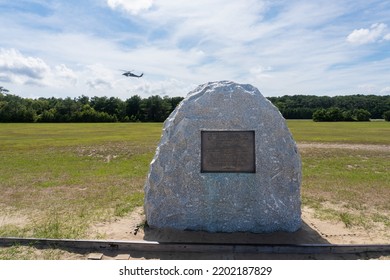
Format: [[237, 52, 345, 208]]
[[144, 81, 301, 233]]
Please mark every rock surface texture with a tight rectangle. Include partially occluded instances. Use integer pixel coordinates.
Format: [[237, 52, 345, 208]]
[[144, 81, 301, 233]]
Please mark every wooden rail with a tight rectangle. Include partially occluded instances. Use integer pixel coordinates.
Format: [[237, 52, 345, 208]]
[[1, 237, 390, 256]]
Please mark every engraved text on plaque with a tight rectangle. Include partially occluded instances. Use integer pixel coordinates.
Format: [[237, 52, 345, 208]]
[[201, 131, 255, 173]]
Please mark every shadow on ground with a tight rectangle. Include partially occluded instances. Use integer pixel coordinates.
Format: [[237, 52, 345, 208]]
[[127, 222, 389, 260], [143, 221, 329, 245]]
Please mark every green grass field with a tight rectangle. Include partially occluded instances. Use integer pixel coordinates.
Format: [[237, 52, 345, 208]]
[[289, 120, 390, 228], [287, 120, 390, 144], [0, 123, 162, 239], [0, 121, 389, 243]]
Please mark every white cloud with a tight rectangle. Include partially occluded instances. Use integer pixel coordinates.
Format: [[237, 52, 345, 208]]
[[54, 64, 78, 85], [142, 0, 268, 44], [126, 78, 195, 97], [83, 64, 115, 90], [107, 0, 153, 15], [346, 23, 388, 44], [250, 66, 273, 81], [384, 33, 390, 41], [380, 87, 390, 94], [0, 48, 80, 88], [357, 84, 377, 93], [0, 48, 50, 84]]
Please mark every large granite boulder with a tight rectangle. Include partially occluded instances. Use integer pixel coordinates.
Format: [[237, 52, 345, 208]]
[[144, 81, 301, 233]]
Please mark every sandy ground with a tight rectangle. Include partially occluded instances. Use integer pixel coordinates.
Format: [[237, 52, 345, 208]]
[[2, 206, 389, 260], [298, 142, 390, 152], [80, 205, 390, 260], [88, 206, 390, 245]]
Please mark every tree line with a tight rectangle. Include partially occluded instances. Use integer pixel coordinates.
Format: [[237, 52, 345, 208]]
[[1, 91, 390, 122], [0, 93, 184, 123], [268, 95, 390, 121]]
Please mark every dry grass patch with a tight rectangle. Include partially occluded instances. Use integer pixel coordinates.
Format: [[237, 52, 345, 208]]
[[300, 145, 390, 229]]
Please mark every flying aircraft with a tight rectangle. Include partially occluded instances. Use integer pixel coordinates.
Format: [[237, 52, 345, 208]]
[[121, 70, 144, 78]]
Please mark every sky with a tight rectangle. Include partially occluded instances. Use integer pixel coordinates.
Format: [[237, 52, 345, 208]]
[[0, 0, 390, 99]]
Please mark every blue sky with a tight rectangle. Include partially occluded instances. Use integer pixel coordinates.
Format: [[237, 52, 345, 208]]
[[0, 0, 390, 99]]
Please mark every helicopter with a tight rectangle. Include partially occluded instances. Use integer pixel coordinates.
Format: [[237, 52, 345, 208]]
[[121, 70, 144, 78]]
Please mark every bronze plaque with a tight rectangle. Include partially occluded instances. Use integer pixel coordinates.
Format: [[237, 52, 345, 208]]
[[201, 131, 255, 173]]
